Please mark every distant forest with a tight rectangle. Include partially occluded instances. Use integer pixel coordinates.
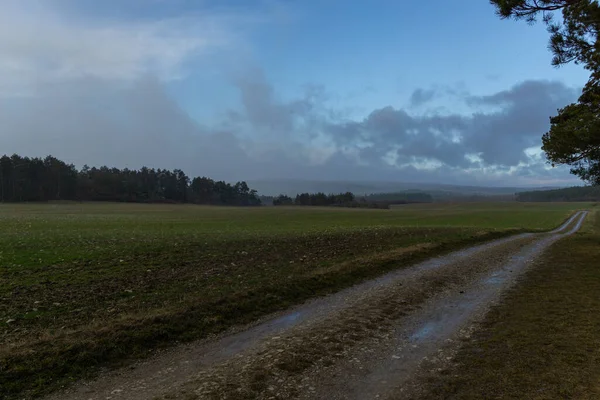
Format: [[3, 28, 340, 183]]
[[272, 192, 356, 207], [516, 186, 600, 202], [0, 154, 261, 205], [365, 192, 433, 203], [13, 153, 594, 206], [269, 191, 433, 209]]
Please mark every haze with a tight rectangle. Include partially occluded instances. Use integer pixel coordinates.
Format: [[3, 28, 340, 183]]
[[0, 0, 590, 187]]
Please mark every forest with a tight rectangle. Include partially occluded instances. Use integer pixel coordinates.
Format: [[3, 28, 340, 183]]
[[0, 154, 261, 205], [272, 192, 356, 206], [516, 186, 600, 202], [366, 192, 433, 203], [271, 191, 433, 208]]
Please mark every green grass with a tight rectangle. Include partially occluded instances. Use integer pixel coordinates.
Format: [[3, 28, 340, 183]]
[[416, 205, 600, 399], [0, 202, 589, 399]]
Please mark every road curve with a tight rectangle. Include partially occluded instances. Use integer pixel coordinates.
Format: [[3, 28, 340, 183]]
[[47, 211, 588, 400]]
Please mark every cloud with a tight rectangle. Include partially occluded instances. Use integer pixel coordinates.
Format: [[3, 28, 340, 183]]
[[0, 0, 254, 95], [320, 80, 579, 174], [213, 75, 578, 185], [409, 88, 436, 106], [468, 80, 577, 108], [229, 68, 326, 139], [0, 71, 580, 187], [0, 1, 583, 187]]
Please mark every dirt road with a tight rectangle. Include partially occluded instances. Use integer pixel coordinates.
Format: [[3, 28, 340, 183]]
[[47, 211, 588, 400]]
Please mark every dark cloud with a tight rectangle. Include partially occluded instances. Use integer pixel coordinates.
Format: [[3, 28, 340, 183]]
[[321, 80, 580, 171], [0, 72, 582, 187], [230, 68, 328, 137], [0, 77, 250, 179], [409, 88, 436, 106], [468, 80, 578, 108]]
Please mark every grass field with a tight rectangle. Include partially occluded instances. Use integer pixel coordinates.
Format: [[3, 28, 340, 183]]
[[417, 205, 600, 399], [0, 202, 590, 399]]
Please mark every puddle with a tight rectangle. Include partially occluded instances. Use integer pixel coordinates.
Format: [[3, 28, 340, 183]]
[[511, 254, 526, 262], [270, 311, 302, 328], [219, 311, 304, 357], [410, 322, 435, 341], [485, 271, 505, 285]]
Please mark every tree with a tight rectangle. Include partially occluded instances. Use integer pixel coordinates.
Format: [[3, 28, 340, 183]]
[[190, 177, 214, 204], [295, 193, 311, 206], [273, 194, 293, 206], [543, 91, 600, 183], [174, 169, 189, 203], [0, 153, 262, 205], [491, 0, 600, 183]]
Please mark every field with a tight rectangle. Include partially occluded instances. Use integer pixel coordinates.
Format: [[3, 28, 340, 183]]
[[0, 202, 589, 398], [416, 205, 600, 399]]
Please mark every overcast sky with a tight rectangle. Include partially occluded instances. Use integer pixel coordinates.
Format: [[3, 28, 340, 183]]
[[0, 0, 590, 186]]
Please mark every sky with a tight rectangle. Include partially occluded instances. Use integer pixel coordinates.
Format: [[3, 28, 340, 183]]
[[0, 0, 591, 187]]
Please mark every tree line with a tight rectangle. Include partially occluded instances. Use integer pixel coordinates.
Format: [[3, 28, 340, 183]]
[[271, 191, 433, 208], [273, 192, 356, 206], [365, 192, 433, 203], [0, 154, 261, 205], [516, 186, 600, 202]]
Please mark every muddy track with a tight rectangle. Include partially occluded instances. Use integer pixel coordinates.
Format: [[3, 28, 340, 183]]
[[46, 211, 588, 400]]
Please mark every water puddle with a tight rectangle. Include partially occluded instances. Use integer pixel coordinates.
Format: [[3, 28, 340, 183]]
[[270, 311, 302, 328], [484, 271, 504, 285], [410, 322, 435, 341]]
